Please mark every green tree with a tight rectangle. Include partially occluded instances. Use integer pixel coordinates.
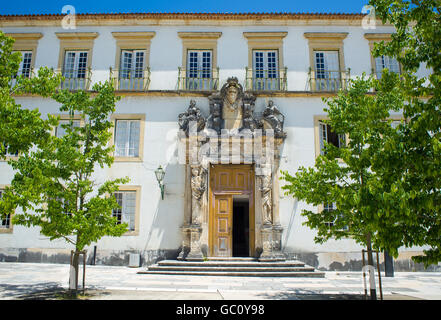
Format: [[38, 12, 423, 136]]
[[0, 31, 61, 158], [281, 72, 403, 299], [0, 32, 129, 292], [368, 0, 441, 266], [2, 82, 129, 292]]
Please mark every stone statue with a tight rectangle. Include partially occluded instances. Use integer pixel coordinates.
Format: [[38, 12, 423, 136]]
[[242, 100, 261, 131], [220, 78, 243, 130], [262, 100, 286, 139], [207, 100, 222, 135], [191, 165, 207, 225], [260, 174, 273, 225], [178, 100, 206, 136]]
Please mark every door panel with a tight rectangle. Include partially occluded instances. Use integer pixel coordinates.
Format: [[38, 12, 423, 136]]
[[209, 165, 255, 257], [213, 195, 232, 257]]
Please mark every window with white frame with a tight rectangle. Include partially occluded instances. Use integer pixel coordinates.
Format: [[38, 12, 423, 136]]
[[119, 50, 145, 90], [323, 202, 348, 230], [114, 119, 140, 158], [319, 121, 346, 155], [253, 50, 279, 90], [112, 191, 136, 231], [55, 119, 81, 138], [314, 50, 341, 91], [13, 51, 33, 79], [186, 50, 212, 90], [375, 55, 400, 79], [62, 51, 88, 90], [0, 190, 11, 229]]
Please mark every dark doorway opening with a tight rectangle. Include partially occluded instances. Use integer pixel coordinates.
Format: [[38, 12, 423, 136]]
[[233, 197, 249, 257]]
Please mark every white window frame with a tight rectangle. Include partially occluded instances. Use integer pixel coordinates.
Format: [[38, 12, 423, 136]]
[[118, 49, 146, 90], [114, 119, 141, 158], [0, 189, 12, 231], [55, 119, 81, 138], [186, 49, 213, 90], [319, 121, 346, 156], [252, 49, 279, 90], [14, 50, 33, 79], [314, 50, 340, 78], [62, 50, 88, 90], [375, 55, 401, 79], [63, 51, 88, 79]]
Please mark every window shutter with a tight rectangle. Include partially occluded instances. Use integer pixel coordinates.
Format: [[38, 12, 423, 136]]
[[115, 120, 128, 157], [120, 50, 133, 79], [128, 120, 140, 157], [319, 121, 327, 155]]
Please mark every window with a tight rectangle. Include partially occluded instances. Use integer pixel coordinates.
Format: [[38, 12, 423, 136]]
[[111, 186, 140, 235], [118, 49, 146, 91], [114, 120, 139, 158], [111, 114, 145, 162], [314, 51, 341, 91], [243, 32, 287, 91], [112, 32, 155, 91], [112, 191, 136, 231], [0, 189, 11, 230], [114, 120, 140, 158], [5, 33, 42, 83], [374, 55, 400, 79], [318, 121, 346, 155], [62, 51, 89, 90], [364, 33, 400, 80], [178, 32, 221, 91], [55, 119, 81, 138], [13, 51, 33, 79], [56, 32, 98, 91], [252, 50, 279, 90], [304, 32, 349, 92], [185, 50, 213, 90], [322, 202, 349, 231]]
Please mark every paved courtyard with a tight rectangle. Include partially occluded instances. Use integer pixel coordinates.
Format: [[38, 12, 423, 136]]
[[0, 262, 440, 300]]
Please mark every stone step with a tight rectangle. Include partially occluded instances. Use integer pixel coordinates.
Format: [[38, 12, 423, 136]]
[[149, 266, 315, 272], [139, 270, 325, 278], [139, 259, 324, 277], [157, 260, 306, 268]]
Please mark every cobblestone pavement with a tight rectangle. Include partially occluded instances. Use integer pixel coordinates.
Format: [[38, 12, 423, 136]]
[[0, 262, 440, 300]]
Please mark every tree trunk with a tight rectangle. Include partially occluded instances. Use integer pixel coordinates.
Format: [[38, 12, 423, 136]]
[[366, 233, 377, 300], [69, 249, 80, 293]]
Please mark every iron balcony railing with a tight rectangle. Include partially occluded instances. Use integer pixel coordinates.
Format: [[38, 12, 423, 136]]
[[245, 67, 287, 91], [308, 68, 351, 92], [110, 67, 151, 91], [58, 67, 92, 91], [178, 67, 219, 91]]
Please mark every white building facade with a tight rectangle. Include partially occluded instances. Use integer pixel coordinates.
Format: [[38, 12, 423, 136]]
[[0, 12, 437, 271]]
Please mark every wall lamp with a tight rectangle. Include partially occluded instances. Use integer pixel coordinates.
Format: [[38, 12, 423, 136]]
[[154, 165, 165, 200]]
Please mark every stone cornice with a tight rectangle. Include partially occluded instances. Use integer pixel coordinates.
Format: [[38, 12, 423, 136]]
[[55, 32, 99, 40], [0, 12, 391, 27], [5, 32, 43, 40], [303, 32, 349, 40], [178, 32, 222, 40], [111, 31, 156, 40]]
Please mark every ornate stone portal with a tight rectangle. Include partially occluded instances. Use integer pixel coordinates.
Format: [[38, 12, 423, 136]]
[[177, 77, 286, 261]]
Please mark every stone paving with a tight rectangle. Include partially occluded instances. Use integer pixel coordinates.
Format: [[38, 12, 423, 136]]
[[0, 262, 440, 300]]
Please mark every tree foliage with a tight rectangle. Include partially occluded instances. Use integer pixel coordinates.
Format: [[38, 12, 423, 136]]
[[368, 0, 441, 266], [0, 30, 129, 256], [282, 0, 441, 267]]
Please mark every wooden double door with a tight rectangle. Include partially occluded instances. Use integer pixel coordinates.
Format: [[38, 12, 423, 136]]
[[209, 165, 255, 257]]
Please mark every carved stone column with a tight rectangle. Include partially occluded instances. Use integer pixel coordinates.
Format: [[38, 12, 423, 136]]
[[185, 164, 207, 260]]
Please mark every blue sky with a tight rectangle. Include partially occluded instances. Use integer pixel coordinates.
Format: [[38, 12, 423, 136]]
[[0, 0, 371, 15]]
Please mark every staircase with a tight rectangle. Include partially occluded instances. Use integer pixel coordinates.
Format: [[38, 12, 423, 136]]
[[138, 257, 325, 277]]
